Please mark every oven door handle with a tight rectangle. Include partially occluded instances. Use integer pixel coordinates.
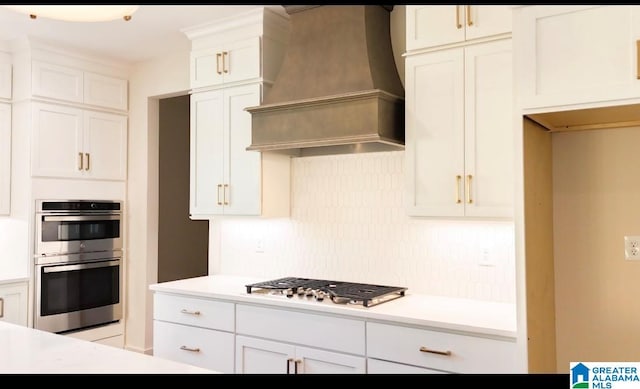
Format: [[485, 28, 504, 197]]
[[42, 215, 120, 222], [43, 260, 120, 273]]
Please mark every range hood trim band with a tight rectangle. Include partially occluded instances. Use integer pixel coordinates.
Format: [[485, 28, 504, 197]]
[[245, 89, 403, 114]]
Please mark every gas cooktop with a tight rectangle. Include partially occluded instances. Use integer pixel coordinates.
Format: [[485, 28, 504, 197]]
[[245, 277, 407, 307]]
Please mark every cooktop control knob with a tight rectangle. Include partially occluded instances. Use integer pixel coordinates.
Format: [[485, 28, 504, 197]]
[[305, 288, 314, 297], [285, 288, 294, 298], [315, 291, 325, 302], [296, 287, 305, 297]]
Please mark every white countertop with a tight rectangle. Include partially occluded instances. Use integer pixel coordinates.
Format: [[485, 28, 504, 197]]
[[0, 321, 219, 374], [149, 275, 517, 339]]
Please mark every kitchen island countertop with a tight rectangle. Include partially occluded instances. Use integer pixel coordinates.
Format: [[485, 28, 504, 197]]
[[150, 274, 517, 339], [0, 321, 219, 374]]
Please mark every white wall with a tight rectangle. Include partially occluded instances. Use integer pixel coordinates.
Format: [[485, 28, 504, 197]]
[[210, 151, 517, 303], [126, 45, 191, 354]]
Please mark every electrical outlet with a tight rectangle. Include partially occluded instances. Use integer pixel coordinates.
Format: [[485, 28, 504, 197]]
[[478, 248, 495, 267], [255, 238, 265, 253], [624, 235, 640, 260]]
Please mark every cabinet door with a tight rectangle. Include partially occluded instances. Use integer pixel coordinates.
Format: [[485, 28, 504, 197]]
[[83, 111, 128, 180], [463, 39, 513, 218], [31, 103, 84, 178], [191, 37, 261, 89], [235, 335, 294, 374], [190, 90, 226, 216], [0, 52, 11, 100], [407, 6, 512, 51], [464, 6, 513, 42], [223, 83, 261, 216], [190, 84, 262, 217], [0, 281, 28, 326], [296, 346, 366, 374], [406, 6, 465, 50], [516, 5, 640, 109], [31, 61, 83, 104], [0, 103, 10, 215], [405, 48, 465, 217], [84, 72, 128, 111]]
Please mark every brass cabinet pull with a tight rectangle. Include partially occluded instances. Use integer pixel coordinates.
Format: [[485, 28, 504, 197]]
[[455, 5, 462, 29], [637, 40, 640, 79], [179, 345, 200, 352], [222, 51, 228, 74], [216, 52, 222, 75], [0, 297, 4, 318], [466, 174, 473, 204], [455, 175, 462, 204], [84, 153, 90, 171], [223, 184, 229, 205], [78, 152, 83, 170], [420, 346, 452, 356], [180, 308, 201, 316], [286, 358, 294, 374], [466, 5, 473, 26], [217, 184, 223, 205]]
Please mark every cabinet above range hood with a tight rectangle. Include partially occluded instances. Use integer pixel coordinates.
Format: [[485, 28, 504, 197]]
[[246, 5, 405, 157]]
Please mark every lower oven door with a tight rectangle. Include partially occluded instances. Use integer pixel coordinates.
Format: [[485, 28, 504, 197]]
[[34, 252, 122, 333]]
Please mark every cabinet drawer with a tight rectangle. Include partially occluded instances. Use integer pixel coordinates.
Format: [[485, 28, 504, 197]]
[[153, 293, 234, 331], [366, 322, 518, 373], [153, 320, 234, 373], [236, 304, 365, 355], [367, 358, 446, 374]]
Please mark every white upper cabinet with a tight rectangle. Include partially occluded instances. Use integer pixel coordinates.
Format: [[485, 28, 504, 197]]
[[31, 102, 127, 181], [0, 52, 11, 100], [190, 84, 290, 218], [405, 39, 514, 218], [515, 5, 640, 110], [406, 5, 512, 51], [31, 60, 128, 111], [83, 71, 128, 111], [187, 6, 291, 218], [190, 37, 261, 89], [0, 103, 10, 215]]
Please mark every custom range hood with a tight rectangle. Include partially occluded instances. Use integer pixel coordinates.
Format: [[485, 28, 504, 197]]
[[246, 5, 405, 157]]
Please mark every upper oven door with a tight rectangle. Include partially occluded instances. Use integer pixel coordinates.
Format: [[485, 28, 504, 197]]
[[36, 213, 122, 256]]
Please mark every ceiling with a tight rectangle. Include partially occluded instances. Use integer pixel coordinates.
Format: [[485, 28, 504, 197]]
[[0, 5, 267, 64]]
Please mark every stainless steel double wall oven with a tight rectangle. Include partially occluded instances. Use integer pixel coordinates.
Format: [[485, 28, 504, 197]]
[[34, 200, 123, 333]]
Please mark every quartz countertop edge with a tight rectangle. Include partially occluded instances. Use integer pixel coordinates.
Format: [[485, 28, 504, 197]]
[[150, 275, 517, 340], [0, 321, 220, 374]]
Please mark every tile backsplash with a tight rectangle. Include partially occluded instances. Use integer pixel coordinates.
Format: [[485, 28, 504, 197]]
[[210, 151, 516, 303]]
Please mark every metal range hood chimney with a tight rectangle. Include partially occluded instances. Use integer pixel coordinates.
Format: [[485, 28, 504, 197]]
[[246, 5, 405, 157]]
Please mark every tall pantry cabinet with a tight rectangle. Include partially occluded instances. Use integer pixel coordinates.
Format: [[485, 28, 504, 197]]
[[184, 7, 291, 219], [404, 6, 515, 219], [6, 37, 129, 345]]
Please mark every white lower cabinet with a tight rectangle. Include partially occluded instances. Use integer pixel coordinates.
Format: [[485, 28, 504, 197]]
[[236, 335, 366, 374], [235, 304, 366, 374], [150, 290, 518, 374], [366, 322, 519, 373], [152, 293, 235, 373], [0, 280, 29, 326]]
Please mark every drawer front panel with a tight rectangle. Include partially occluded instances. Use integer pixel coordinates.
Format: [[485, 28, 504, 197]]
[[153, 293, 234, 331], [153, 320, 234, 373], [366, 322, 518, 373], [236, 304, 365, 355]]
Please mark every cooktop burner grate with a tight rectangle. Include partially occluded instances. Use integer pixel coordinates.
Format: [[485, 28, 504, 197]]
[[245, 277, 407, 307]]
